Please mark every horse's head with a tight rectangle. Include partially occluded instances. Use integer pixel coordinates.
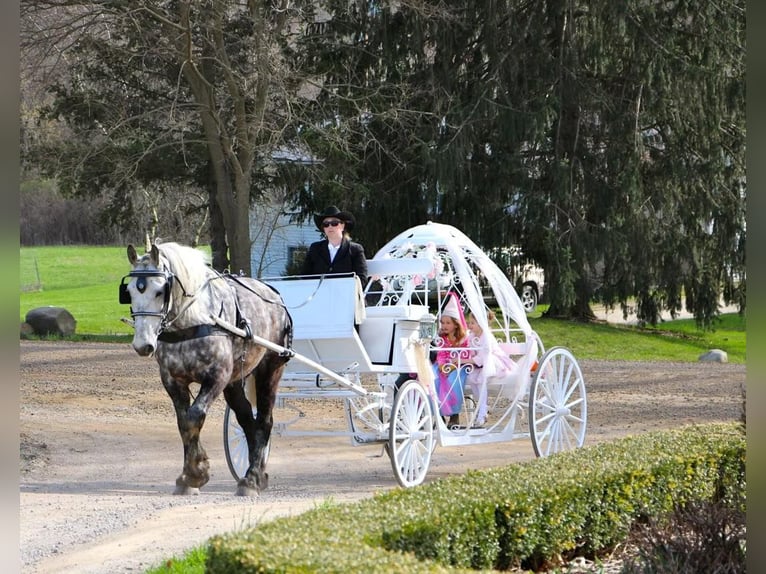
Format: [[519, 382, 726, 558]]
[[122, 244, 174, 357]]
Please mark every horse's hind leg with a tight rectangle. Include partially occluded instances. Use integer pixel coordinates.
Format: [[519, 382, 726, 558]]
[[223, 376, 261, 496], [227, 356, 285, 496]]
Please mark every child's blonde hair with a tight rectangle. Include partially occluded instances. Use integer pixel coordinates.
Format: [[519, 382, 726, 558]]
[[467, 308, 496, 325]]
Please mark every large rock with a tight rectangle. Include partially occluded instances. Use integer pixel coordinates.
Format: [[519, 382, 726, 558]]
[[698, 349, 729, 363], [24, 307, 77, 337]]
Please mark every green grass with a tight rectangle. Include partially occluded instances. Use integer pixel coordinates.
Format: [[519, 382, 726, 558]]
[[529, 310, 746, 364], [19, 246, 746, 363], [145, 546, 207, 574], [20, 245, 134, 337]]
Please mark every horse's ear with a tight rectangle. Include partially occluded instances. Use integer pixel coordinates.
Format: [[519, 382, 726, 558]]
[[127, 244, 138, 265], [150, 244, 160, 266]]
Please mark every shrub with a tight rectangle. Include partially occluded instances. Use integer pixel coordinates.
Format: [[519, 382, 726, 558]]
[[620, 497, 746, 573], [206, 423, 745, 573]]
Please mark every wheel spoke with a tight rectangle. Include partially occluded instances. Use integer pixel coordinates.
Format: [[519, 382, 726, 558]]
[[562, 373, 581, 404]]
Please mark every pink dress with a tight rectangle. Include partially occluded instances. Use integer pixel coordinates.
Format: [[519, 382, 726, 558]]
[[432, 335, 471, 417]]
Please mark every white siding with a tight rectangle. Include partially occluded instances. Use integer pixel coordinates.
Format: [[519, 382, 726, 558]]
[[250, 207, 321, 278]]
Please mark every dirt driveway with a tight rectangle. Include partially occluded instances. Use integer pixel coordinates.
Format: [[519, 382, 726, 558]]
[[19, 340, 745, 574]]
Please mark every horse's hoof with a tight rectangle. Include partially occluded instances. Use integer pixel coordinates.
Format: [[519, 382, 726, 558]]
[[236, 478, 259, 497], [236, 484, 258, 497], [173, 485, 200, 495]]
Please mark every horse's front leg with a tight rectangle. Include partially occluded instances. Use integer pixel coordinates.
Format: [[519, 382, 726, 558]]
[[160, 379, 204, 494], [162, 375, 223, 495]]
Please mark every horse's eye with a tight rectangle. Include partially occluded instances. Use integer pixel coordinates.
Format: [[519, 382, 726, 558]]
[[155, 288, 165, 299]]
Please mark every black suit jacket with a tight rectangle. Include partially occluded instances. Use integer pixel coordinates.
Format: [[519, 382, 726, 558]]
[[301, 239, 368, 286]]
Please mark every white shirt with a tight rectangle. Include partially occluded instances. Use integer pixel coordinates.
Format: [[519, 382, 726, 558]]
[[327, 242, 341, 262]]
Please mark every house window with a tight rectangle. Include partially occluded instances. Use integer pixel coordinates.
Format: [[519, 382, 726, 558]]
[[286, 246, 307, 275]]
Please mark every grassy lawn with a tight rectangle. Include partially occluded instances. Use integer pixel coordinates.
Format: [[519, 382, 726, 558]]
[[20, 245, 133, 337], [20, 246, 746, 363], [529, 310, 745, 363]]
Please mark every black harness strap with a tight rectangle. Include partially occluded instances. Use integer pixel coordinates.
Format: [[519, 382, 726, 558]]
[[224, 274, 295, 355], [157, 324, 229, 343]]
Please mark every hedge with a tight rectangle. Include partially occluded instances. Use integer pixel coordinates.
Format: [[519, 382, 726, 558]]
[[206, 422, 745, 573]]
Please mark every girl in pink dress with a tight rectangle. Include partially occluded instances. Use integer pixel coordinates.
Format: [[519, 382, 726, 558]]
[[431, 293, 471, 428]]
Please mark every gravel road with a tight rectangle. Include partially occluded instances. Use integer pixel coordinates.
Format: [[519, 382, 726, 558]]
[[19, 340, 745, 574]]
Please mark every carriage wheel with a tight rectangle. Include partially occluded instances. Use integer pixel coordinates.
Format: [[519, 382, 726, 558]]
[[223, 404, 270, 481], [528, 347, 587, 457], [388, 380, 435, 488]]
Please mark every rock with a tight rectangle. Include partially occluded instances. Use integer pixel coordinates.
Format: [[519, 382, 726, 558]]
[[24, 307, 77, 337], [698, 349, 728, 363]]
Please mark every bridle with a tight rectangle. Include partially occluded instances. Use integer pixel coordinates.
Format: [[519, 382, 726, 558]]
[[119, 269, 176, 329], [120, 265, 226, 334]]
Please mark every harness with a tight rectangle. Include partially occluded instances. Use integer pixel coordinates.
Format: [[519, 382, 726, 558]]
[[119, 267, 292, 352], [221, 274, 295, 354], [156, 324, 228, 343]]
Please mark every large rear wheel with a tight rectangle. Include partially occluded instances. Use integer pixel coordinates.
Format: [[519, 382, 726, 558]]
[[223, 404, 270, 481], [528, 347, 587, 457], [388, 381, 435, 488]]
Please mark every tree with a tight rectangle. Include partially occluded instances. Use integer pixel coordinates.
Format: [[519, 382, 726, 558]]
[[22, 0, 745, 327], [22, 0, 327, 275], [527, 0, 746, 326], [300, 0, 745, 327], [21, 1, 215, 249]]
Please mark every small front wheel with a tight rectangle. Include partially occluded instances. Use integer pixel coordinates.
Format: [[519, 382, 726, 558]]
[[388, 381, 435, 488], [528, 347, 587, 457], [223, 404, 270, 481]]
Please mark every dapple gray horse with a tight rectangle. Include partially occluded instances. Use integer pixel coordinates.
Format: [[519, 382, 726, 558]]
[[120, 242, 292, 495]]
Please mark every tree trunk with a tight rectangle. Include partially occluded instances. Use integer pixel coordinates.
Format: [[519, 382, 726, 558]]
[[207, 166, 229, 273], [226, 173, 253, 276], [174, 1, 255, 276]]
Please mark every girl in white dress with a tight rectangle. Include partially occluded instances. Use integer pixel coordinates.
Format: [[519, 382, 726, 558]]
[[465, 309, 517, 426]]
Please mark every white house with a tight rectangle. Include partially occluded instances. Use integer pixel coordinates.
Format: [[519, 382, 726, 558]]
[[249, 203, 321, 278], [249, 144, 322, 278]]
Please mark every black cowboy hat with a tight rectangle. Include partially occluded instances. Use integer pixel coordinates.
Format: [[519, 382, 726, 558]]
[[314, 205, 355, 231]]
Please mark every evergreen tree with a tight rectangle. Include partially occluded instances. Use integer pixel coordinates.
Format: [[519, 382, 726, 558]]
[[22, 0, 745, 325], [303, 0, 745, 326]]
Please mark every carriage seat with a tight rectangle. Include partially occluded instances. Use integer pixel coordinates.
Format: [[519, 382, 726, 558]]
[[359, 257, 435, 368], [365, 257, 436, 280], [482, 338, 539, 402], [264, 274, 373, 373]]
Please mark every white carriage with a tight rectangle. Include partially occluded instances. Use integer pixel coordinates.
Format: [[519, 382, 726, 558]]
[[224, 222, 587, 488]]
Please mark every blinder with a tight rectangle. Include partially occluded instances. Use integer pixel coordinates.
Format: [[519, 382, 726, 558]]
[[119, 269, 174, 308]]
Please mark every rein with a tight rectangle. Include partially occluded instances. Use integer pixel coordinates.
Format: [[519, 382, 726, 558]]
[[162, 274, 222, 331], [225, 273, 293, 308]]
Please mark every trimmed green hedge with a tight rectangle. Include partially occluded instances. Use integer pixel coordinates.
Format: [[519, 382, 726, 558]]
[[206, 423, 745, 573]]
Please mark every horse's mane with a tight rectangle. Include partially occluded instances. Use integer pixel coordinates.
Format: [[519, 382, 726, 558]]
[[156, 242, 214, 294], [154, 242, 239, 327]]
